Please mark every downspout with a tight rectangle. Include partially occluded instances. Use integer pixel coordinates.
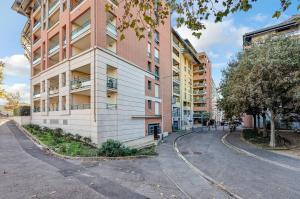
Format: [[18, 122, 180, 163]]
[[93, 0, 96, 122]]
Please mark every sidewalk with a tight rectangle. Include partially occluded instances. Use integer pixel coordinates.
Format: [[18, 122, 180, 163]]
[[226, 131, 300, 170]]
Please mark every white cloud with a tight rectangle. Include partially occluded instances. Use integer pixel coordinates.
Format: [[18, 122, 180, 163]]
[[212, 62, 226, 69], [0, 54, 30, 77], [175, 18, 252, 51], [2, 83, 30, 104], [251, 13, 268, 22], [208, 51, 219, 59]]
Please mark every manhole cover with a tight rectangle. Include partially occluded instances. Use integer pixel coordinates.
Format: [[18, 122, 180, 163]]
[[193, 151, 202, 155]]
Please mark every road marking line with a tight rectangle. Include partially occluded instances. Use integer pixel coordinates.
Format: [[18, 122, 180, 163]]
[[174, 132, 244, 199], [222, 133, 300, 172]]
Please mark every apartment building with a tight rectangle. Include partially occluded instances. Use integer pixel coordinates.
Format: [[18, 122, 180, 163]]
[[171, 29, 202, 130], [12, 0, 172, 145], [193, 52, 212, 125], [243, 15, 300, 47]]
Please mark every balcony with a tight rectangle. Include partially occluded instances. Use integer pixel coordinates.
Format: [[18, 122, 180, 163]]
[[49, 87, 59, 95], [106, 103, 117, 110], [106, 22, 117, 39], [49, 107, 59, 112], [107, 76, 117, 91], [33, 92, 41, 99], [173, 88, 180, 95], [32, 57, 41, 65], [193, 90, 206, 95], [32, 21, 41, 32], [70, 104, 90, 110], [48, 42, 59, 55], [48, 0, 60, 16], [154, 57, 159, 64], [33, 0, 41, 13], [173, 76, 180, 84], [70, 78, 91, 90], [193, 83, 206, 87], [71, 20, 91, 41], [33, 107, 41, 112], [173, 41, 180, 50], [70, 0, 85, 11]]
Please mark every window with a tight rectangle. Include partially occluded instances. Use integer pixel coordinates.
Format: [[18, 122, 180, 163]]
[[148, 80, 152, 90], [154, 66, 159, 80], [63, 1, 67, 11], [154, 48, 159, 63], [147, 42, 151, 58], [148, 100, 152, 109], [155, 102, 159, 115], [155, 84, 159, 98], [147, 61, 151, 72], [154, 30, 159, 44]]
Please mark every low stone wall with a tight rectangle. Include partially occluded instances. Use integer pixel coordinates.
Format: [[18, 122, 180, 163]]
[[12, 116, 31, 126]]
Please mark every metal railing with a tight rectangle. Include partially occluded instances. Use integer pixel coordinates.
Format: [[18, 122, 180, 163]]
[[173, 89, 180, 95], [70, 104, 91, 110], [48, 0, 60, 15], [193, 83, 206, 87], [106, 103, 117, 110], [154, 56, 159, 64], [32, 57, 41, 65], [70, 78, 91, 90], [173, 76, 180, 83], [107, 76, 117, 90], [106, 22, 117, 38], [71, 20, 91, 40], [173, 42, 180, 49], [49, 87, 59, 95], [70, 0, 84, 11], [48, 42, 59, 54], [32, 21, 41, 31], [33, 92, 41, 98], [193, 90, 206, 95], [33, 107, 40, 112], [33, 0, 41, 12], [48, 107, 59, 111]]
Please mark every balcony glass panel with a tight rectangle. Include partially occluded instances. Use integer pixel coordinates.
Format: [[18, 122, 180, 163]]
[[48, 0, 60, 15], [70, 0, 84, 11], [70, 78, 91, 90], [106, 103, 117, 110], [71, 21, 91, 41], [70, 104, 90, 110], [48, 42, 59, 54], [106, 22, 117, 39]]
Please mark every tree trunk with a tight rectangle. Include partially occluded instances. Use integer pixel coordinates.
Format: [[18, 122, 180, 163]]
[[262, 113, 267, 137], [270, 110, 276, 147], [253, 114, 257, 129], [257, 115, 261, 129]]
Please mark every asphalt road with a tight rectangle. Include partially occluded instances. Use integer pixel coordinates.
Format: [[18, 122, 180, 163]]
[[2, 119, 300, 199], [176, 127, 300, 199]]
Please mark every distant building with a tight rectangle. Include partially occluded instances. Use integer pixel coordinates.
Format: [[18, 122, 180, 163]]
[[243, 15, 300, 48]]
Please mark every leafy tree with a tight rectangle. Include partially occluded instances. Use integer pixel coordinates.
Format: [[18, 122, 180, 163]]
[[106, 0, 299, 39], [247, 36, 300, 147], [0, 61, 5, 98], [4, 92, 21, 111]]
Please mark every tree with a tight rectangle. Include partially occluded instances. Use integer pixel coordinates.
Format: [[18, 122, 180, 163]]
[[107, 0, 299, 39], [4, 92, 21, 111], [0, 61, 5, 98], [247, 36, 300, 147]]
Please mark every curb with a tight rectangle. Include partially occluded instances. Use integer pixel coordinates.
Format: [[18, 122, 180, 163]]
[[222, 132, 300, 172], [13, 121, 157, 161], [173, 131, 243, 199]]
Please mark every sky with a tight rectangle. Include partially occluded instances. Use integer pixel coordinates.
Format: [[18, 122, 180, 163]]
[[0, 0, 299, 104]]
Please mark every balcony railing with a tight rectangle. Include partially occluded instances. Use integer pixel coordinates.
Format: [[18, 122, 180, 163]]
[[33, 1, 41, 13], [32, 21, 41, 32], [107, 76, 117, 90], [33, 92, 41, 98], [49, 106, 59, 111], [106, 103, 117, 110], [33, 107, 41, 112], [71, 20, 91, 41], [154, 57, 159, 64], [173, 65, 180, 72], [32, 57, 41, 65], [173, 89, 180, 95], [147, 52, 152, 59], [49, 87, 59, 95], [48, 42, 59, 54], [193, 90, 206, 95], [48, 0, 60, 15], [173, 77, 180, 84], [70, 0, 84, 11], [194, 98, 206, 103], [106, 22, 117, 39], [194, 83, 206, 87], [70, 104, 91, 110], [173, 42, 180, 49], [70, 78, 91, 90]]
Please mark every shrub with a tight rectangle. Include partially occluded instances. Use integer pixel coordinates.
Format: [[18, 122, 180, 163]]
[[98, 139, 137, 157], [82, 137, 92, 144], [53, 128, 64, 137], [65, 133, 74, 141], [74, 134, 82, 141]]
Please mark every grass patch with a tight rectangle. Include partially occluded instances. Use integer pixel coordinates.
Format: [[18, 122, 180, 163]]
[[23, 124, 156, 157]]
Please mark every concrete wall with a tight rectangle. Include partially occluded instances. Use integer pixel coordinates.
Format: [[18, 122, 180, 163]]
[[12, 116, 31, 126]]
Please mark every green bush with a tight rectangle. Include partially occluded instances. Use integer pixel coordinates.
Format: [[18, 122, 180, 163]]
[[243, 129, 259, 140], [98, 139, 137, 157]]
